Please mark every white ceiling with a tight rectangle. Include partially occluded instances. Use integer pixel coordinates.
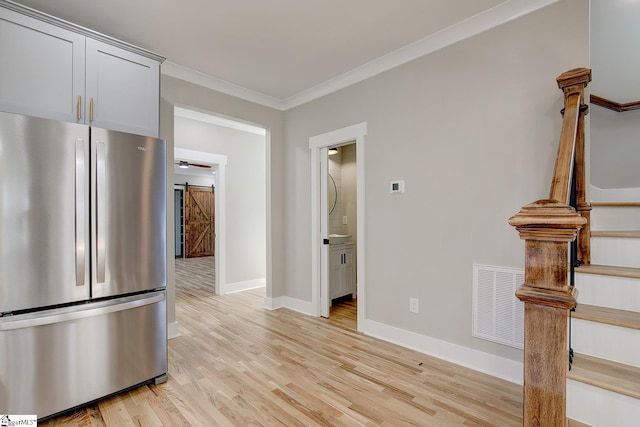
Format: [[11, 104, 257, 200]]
[[11, 0, 560, 109]]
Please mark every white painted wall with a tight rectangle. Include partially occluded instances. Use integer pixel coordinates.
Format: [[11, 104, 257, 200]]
[[591, 108, 640, 188], [341, 144, 357, 240], [282, 0, 588, 362], [174, 172, 215, 187], [328, 150, 343, 235], [174, 116, 266, 285], [328, 144, 357, 240], [590, 0, 640, 189]]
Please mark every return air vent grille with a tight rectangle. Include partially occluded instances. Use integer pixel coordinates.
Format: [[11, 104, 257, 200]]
[[472, 264, 524, 349]]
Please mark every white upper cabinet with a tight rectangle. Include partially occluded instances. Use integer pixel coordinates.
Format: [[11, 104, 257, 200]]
[[0, 7, 85, 123], [0, 4, 163, 137], [85, 39, 159, 137]]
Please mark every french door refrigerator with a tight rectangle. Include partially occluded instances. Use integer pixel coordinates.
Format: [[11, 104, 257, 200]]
[[0, 111, 167, 419]]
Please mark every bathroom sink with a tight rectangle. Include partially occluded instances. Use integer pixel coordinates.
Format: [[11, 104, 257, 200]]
[[329, 234, 352, 245]]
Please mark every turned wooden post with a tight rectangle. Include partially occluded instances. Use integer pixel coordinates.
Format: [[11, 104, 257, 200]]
[[557, 68, 592, 265], [510, 201, 585, 426]]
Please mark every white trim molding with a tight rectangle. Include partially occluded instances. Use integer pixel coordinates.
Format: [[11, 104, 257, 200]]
[[162, 61, 283, 110], [263, 297, 315, 317], [309, 123, 367, 326], [161, 0, 559, 111], [224, 278, 266, 295], [167, 321, 180, 339], [590, 185, 640, 202], [360, 319, 524, 385]]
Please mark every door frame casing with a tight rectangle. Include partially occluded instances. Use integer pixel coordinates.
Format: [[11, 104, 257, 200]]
[[309, 122, 367, 326], [174, 148, 227, 295]]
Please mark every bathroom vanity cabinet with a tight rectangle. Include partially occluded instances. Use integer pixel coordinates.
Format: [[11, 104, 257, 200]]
[[330, 243, 356, 301]]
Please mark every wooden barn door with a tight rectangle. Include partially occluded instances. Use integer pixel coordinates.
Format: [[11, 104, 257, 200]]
[[184, 186, 215, 258]]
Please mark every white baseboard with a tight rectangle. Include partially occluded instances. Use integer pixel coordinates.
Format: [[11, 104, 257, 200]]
[[282, 297, 315, 316], [224, 278, 266, 294], [167, 321, 180, 339], [359, 319, 523, 385], [263, 296, 315, 316], [263, 296, 283, 310]]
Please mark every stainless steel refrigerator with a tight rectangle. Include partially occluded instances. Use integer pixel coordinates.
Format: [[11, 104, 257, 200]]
[[0, 111, 167, 419]]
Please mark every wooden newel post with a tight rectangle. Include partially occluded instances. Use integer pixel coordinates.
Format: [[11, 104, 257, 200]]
[[509, 201, 586, 426]]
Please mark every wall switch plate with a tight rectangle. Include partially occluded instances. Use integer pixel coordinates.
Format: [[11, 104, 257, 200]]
[[390, 180, 405, 193], [409, 297, 419, 313], [342, 216, 348, 225]]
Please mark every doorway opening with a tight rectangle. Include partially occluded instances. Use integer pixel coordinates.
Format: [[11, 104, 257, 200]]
[[173, 107, 268, 298], [174, 148, 226, 295], [309, 122, 367, 329], [327, 143, 357, 318]]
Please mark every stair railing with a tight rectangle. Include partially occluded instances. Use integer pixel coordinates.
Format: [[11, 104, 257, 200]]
[[509, 68, 591, 426]]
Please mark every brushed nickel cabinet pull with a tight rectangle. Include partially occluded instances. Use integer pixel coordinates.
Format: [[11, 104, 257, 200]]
[[77, 95, 82, 120], [89, 98, 94, 122]]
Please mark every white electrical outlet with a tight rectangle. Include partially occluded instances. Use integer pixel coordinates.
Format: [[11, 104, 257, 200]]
[[409, 297, 419, 313]]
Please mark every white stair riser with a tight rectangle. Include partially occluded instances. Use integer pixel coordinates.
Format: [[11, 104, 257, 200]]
[[576, 273, 640, 311], [591, 237, 640, 268], [567, 380, 640, 427], [571, 319, 640, 367], [591, 207, 640, 230]]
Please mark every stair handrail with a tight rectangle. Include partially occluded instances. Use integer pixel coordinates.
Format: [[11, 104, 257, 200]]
[[509, 68, 591, 426]]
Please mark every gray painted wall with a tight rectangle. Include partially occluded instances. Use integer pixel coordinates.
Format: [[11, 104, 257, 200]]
[[590, 0, 640, 189], [282, 0, 588, 361]]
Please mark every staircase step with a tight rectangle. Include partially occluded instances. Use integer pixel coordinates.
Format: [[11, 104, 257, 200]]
[[591, 230, 640, 238], [590, 237, 640, 268], [572, 318, 640, 367], [591, 203, 640, 230], [576, 264, 640, 279], [568, 353, 640, 400], [575, 267, 640, 312], [568, 379, 640, 426], [574, 304, 640, 330]]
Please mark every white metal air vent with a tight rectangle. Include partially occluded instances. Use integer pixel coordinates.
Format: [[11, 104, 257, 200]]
[[472, 264, 524, 349]]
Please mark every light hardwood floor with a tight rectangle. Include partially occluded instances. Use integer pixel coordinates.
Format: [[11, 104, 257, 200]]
[[42, 257, 530, 426]]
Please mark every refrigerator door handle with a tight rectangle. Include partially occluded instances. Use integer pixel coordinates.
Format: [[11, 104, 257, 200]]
[[0, 292, 165, 331], [96, 141, 107, 284], [75, 138, 87, 287]]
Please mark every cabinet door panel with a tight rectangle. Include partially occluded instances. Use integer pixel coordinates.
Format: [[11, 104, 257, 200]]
[[0, 8, 85, 122], [86, 39, 159, 137]]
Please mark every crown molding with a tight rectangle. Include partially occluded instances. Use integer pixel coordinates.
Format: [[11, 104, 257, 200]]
[[174, 106, 266, 135], [0, 0, 165, 62], [161, 0, 560, 111], [161, 61, 284, 110]]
